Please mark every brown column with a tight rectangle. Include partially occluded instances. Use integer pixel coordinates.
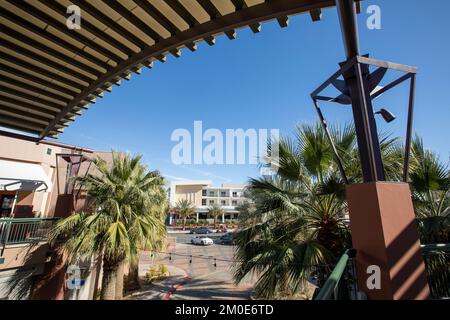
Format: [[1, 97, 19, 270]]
[[346, 182, 430, 300]]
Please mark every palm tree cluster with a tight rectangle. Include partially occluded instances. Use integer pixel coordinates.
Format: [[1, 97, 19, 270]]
[[173, 200, 224, 228], [233, 123, 449, 298], [49, 152, 167, 300]]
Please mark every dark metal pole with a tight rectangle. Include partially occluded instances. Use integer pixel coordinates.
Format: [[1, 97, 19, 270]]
[[336, 0, 360, 58], [313, 99, 349, 184], [403, 74, 416, 182], [336, 0, 385, 182]]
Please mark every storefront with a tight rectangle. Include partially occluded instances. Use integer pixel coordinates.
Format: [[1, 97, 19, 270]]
[[0, 159, 52, 218]]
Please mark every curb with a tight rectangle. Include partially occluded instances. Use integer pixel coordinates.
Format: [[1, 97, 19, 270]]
[[162, 266, 190, 300], [162, 276, 190, 300]]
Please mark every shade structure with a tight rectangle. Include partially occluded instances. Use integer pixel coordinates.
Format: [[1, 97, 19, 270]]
[[0, 0, 342, 139], [0, 159, 52, 192]]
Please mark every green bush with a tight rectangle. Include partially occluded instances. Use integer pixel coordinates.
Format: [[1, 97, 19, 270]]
[[145, 264, 169, 284]]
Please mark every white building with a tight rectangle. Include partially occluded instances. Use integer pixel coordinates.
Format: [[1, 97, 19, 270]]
[[169, 180, 247, 223]]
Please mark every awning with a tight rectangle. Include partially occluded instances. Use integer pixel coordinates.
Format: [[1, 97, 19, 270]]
[[0, 0, 339, 140], [0, 159, 52, 192]]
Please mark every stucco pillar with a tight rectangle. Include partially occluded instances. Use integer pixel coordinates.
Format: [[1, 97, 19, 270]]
[[346, 182, 430, 300], [31, 249, 68, 300], [222, 213, 225, 223], [196, 212, 199, 223]]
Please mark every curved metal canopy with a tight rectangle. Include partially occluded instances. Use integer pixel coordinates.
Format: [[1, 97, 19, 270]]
[[0, 0, 339, 139]]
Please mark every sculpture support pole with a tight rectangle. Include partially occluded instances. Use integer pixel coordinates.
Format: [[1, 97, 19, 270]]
[[336, 0, 384, 182], [336, 0, 429, 299]]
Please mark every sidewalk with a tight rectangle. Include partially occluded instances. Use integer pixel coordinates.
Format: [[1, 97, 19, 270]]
[[125, 265, 188, 300]]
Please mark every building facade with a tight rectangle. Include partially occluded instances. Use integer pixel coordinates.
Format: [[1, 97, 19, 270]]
[[169, 181, 247, 224], [0, 134, 113, 300]]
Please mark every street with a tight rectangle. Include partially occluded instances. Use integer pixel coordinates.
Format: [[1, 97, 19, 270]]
[[132, 232, 256, 300]]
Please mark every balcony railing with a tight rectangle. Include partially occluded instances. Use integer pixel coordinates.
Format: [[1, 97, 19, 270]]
[[314, 249, 357, 300], [0, 218, 59, 246]]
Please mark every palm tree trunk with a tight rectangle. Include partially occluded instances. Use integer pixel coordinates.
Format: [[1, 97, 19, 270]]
[[183, 217, 186, 231], [115, 261, 125, 300], [100, 259, 118, 300], [126, 264, 141, 291], [214, 216, 217, 229]]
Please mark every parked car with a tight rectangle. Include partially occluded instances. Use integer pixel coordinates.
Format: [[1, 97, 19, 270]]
[[191, 236, 214, 246], [219, 232, 235, 245], [190, 227, 213, 234], [216, 225, 228, 233]]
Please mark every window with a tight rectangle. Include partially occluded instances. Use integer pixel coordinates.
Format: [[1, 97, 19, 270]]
[[209, 200, 214, 205], [209, 191, 215, 197], [221, 200, 226, 205], [202, 199, 206, 206], [220, 191, 226, 197], [232, 200, 237, 206], [202, 190, 207, 196], [232, 192, 238, 197], [0, 195, 15, 218]]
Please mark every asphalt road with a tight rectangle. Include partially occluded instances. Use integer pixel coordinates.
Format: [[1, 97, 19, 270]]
[[136, 231, 256, 300]]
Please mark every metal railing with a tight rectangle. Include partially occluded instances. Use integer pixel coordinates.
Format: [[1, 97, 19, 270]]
[[421, 244, 450, 299], [314, 249, 357, 300], [0, 218, 59, 246]]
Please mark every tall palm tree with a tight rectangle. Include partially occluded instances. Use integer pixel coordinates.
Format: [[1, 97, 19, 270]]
[[208, 203, 224, 228], [174, 199, 196, 230], [49, 152, 167, 300], [234, 123, 400, 298], [126, 173, 168, 293]]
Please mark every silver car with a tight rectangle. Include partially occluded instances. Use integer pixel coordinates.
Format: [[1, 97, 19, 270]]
[[191, 236, 214, 246]]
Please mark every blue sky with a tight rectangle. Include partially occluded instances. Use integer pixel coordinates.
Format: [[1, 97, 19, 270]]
[[57, 0, 450, 185]]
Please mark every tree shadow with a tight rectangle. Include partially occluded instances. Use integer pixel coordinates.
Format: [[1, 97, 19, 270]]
[[172, 277, 252, 300], [2, 242, 51, 300]]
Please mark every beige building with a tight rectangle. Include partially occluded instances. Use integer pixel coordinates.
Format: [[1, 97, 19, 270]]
[[169, 180, 247, 223], [0, 134, 112, 300]]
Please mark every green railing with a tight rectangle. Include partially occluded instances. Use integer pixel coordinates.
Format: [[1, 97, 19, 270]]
[[315, 249, 356, 300], [0, 218, 59, 246], [421, 244, 450, 299]]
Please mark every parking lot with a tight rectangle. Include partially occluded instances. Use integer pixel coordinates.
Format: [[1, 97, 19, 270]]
[[138, 232, 256, 300]]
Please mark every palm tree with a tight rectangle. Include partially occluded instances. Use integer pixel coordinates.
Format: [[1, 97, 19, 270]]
[[126, 173, 167, 292], [49, 152, 167, 300], [234, 123, 400, 298], [208, 203, 224, 228], [234, 177, 350, 298], [409, 135, 450, 243], [174, 199, 196, 230]]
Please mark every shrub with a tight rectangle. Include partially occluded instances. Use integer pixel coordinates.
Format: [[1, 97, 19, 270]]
[[145, 264, 169, 284]]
